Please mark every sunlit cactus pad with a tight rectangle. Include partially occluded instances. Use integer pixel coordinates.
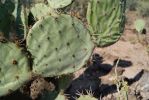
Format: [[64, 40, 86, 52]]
[[0, 42, 31, 96], [27, 14, 94, 77], [87, 0, 126, 47], [30, 3, 51, 20], [48, 0, 72, 9], [77, 94, 97, 100], [134, 19, 145, 33]]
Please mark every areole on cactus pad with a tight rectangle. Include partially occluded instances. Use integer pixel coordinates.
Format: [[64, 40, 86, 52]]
[[0, 42, 31, 96], [26, 14, 94, 77]]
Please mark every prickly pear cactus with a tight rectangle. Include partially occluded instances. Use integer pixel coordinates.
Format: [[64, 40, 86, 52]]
[[134, 19, 145, 33], [87, 0, 126, 47], [27, 14, 94, 77], [48, 0, 72, 9], [55, 91, 68, 100], [77, 94, 97, 100], [30, 0, 73, 21], [30, 3, 51, 20], [0, 42, 31, 96]]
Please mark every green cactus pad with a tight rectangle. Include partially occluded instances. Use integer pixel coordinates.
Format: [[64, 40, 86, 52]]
[[30, 3, 51, 20], [55, 92, 68, 100], [134, 19, 145, 33], [87, 0, 126, 47], [48, 0, 72, 9], [77, 95, 97, 100], [0, 42, 31, 96], [27, 14, 94, 77], [29, 0, 72, 20]]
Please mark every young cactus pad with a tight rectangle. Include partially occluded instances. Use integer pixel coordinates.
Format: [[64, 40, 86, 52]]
[[134, 19, 145, 33], [48, 0, 72, 9], [27, 14, 94, 77], [87, 0, 126, 47], [30, 3, 51, 20], [0, 42, 31, 96]]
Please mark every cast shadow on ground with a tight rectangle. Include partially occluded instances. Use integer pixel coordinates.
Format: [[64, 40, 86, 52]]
[[65, 53, 143, 100]]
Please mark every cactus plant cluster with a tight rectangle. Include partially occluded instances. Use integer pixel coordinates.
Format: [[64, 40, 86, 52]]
[[0, 0, 126, 99]]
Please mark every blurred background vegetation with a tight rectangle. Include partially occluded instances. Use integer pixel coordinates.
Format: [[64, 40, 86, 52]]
[[126, 0, 149, 17]]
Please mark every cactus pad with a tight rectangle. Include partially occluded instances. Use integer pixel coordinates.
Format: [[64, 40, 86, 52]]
[[30, 3, 51, 20], [0, 42, 31, 96], [87, 0, 126, 47], [134, 19, 145, 33], [52, 91, 67, 100], [48, 0, 72, 9], [77, 94, 97, 100], [27, 14, 94, 77]]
